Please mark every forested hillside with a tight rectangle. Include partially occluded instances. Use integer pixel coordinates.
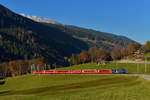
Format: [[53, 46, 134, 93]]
[[44, 24, 135, 51], [0, 4, 135, 66], [0, 4, 88, 65]]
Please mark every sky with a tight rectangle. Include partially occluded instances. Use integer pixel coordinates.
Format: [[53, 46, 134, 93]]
[[0, 0, 149, 44]]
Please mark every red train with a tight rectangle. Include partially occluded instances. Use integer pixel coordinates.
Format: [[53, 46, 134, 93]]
[[33, 69, 125, 74]]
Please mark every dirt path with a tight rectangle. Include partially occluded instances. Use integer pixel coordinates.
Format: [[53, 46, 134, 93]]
[[115, 74, 150, 81], [131, 74, 150, 80]]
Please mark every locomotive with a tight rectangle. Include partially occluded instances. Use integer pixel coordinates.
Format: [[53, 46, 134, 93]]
[[34, 69, 125, 74]]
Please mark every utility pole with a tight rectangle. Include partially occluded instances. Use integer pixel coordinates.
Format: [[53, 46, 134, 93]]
[[137, 63, 139, 74], [145, 56, 147, 73], [31, 65, 32, 74], [44, 64, 46, 70]]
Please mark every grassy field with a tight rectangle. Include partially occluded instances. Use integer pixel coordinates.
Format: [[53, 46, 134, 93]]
[[1, 63, 150, 100], [57, 62, 150, 74], [0, 74, 150, 100]]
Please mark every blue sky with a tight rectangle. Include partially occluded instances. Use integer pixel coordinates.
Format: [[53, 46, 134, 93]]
[[0, 0, 149, 44]]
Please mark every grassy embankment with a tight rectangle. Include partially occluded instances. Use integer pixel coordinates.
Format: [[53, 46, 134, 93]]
[[0, 74, 150, 100]]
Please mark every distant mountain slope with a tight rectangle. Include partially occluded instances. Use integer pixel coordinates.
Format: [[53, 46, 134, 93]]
[[0, 4, 135, 66], [20, 14, 135, 50], [43, 23, 135, 51], [0, 4, 88, 65], [19, 14, 135, 51]]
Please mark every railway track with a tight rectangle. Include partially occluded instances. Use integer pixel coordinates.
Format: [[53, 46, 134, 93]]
[[34, 73, 150, 81]]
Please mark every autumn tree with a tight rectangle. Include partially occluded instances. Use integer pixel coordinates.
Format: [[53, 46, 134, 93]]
[[145, 41, 150, 52], [88, 46, 98, 62], [36, 58, 45, 69], [70, 54, 80, 65], [127, 43, 141, 55], [96, 48, 108, 60], [96, 48, 108, 65], [80, 50, 89, 63], [8, 61, 16, 76], [16, 60, 24, 75], [111, 46, 122, 60], [121, 48, 128, 58], [0, 59, 47, 77], [0, 63, 8, 77]]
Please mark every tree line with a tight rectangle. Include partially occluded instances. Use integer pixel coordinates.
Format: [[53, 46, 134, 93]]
[[0, 58, 45, 77], [68, 41, 150, 66], [1, 41, 150, 77]]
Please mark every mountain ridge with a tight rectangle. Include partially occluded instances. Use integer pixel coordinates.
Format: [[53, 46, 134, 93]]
[[43, 23, 135, 51], [18, 13, 135, 45], [19, 13, 135, 48], [0, 4, 135, 66]]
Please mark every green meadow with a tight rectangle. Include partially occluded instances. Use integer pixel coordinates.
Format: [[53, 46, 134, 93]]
[[1, 63, 150, 100], [0, 74, 150, 100]]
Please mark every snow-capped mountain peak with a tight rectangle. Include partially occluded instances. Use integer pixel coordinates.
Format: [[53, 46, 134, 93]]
[[20, 13, 61, 24]]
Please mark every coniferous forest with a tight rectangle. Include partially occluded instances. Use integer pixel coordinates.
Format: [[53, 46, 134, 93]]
[[0, 4, 135, 71]]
